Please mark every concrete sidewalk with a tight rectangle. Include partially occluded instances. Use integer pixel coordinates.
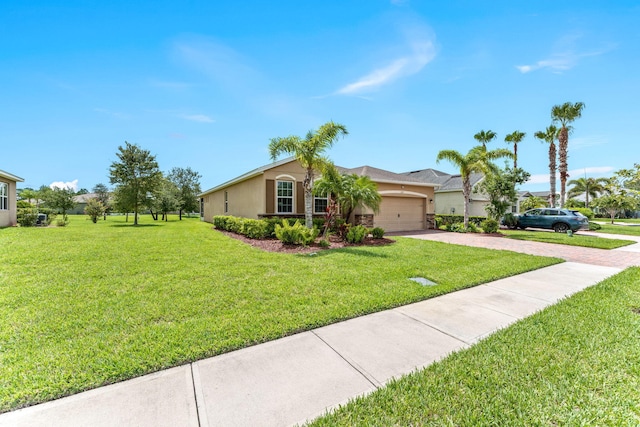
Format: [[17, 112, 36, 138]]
[[0, 262, 620, 427]]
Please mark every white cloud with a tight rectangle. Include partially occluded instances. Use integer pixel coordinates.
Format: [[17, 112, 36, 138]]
[[527, 166, 614, 185], [180, 114, 215, 123], [571, 135, 608, 149], [516, 33, 614, 74], [335, 24, 436, 95], [50, 180, 78, 191]]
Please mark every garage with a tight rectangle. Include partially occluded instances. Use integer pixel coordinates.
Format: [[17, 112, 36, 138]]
[[374, 196, 426, 232]]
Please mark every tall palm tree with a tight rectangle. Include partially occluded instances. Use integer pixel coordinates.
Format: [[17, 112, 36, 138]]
[[473, 130, 497, 149], [551, 101, 585, 208], [534, 125, 559, 208], [567, 176, 608, 208], [269, 121, 348, 228], [504, 130, 526, 169], [436, 146, 513, 228]]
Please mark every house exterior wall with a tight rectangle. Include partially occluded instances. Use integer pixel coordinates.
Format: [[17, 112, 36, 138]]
[[201, 159, 311, 223], [0, 178, 18, 227], [355, 182, 435, 215], [435, 191, 488, 217]]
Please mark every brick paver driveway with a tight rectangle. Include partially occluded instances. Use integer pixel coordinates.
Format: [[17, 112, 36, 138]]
[[398, 230, 640, 269]]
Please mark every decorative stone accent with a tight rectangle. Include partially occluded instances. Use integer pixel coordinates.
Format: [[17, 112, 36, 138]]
[[426, 213, 436, 229], [354, 214, 374, 228]]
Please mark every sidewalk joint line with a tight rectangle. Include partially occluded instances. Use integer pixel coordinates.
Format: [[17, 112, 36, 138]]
[[310, 331, 380, 389], [190, 363, 202, 427]]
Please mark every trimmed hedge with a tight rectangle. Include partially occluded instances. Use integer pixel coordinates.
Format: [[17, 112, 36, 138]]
[[212, 215, 270, 239], [435, 214, 486, 228]]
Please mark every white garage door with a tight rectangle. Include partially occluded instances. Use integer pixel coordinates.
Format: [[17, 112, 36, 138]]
[[375, 197, 425, 232]]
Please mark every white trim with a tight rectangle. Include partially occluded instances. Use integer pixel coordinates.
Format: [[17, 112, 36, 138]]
[[379, 190, 428, 198], [274, 174, 296, 181], [276, 180, 294, 214], [0, 170, 24, 182]]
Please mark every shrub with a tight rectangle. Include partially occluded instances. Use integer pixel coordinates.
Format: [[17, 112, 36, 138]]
[[370, 227, 385, 239], [275, 220, 319, 246], [435, 214, 486, 228], [481, 219, 499, 234], [56, 218, 67, 227], [346, 225, 368, 244], [17, 208, 38, 227], [213, 215, 231, 230], [318, 238, 330, 248], [589, 222, 602, 231], [502, 213, 518, 229], [242, 219, 269, 239], [574, 208, 594, 220]]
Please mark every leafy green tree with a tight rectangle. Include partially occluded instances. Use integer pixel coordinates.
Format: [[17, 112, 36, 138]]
[[269, 121, 348, 228], [520, 195, 547, 211], [504, 131, 526, 169], [477, 167, 530, 220], [593, 192, 638, 223], [76, 188, 89, 195], [567, 177, 607, 209], [37, 185, 53, 208], [534, 125, 559, 208], [17, 188, 37, 205], [436, 146, 513, 228], [47, 187, 76, 223], [84, 198, 106, 223], [92, 183, 111, 220], [551, 102, 585, 208], [108, 142, 162, 225], [111, 185, 136, 222], [153, 178, 180, 221], [314, 165, 382, 225], [473, 130, 497, 149], [167, 167, 202, 220], [616, 163, 640, 192]]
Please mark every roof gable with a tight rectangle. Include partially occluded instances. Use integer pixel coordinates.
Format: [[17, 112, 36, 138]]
[[0, 169, 24, 182]]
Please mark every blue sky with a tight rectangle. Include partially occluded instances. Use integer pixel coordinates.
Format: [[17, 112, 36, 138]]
[[2, 1, 638, 193]]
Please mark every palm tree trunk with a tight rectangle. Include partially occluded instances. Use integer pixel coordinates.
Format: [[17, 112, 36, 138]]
[[304, 190, 313, 229], [514, 144, 518, 169], [549, 142, 557, 208], [462, 178, 471, 228], [558, 127, 569, 208]]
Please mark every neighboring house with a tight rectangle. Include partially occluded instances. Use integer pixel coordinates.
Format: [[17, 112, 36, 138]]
[[199, 158, 439, 232], [516, 191, 557, 212], [70, 192, 98, 215], [402, 168, 489, 217], [0, 169, 25, 227]]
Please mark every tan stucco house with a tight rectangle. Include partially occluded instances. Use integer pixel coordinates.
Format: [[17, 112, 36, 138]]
[[0, 169, 25, 227], [199, 158, 439, 232], [402, 168, 489, 217]]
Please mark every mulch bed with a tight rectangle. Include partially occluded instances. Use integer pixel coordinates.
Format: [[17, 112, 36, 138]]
[[217, 229, 395, 254]]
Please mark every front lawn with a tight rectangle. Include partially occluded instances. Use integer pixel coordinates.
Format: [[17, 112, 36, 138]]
[[308, 267, 640, 426], [501, 229, 635, 249], [595, 223, 640, 237], [0, 216, 559, 412]]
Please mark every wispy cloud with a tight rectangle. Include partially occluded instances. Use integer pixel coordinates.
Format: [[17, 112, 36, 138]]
[[335, 23, 436, 95], [50, 180, 78, 191], [180, 114, 215, 123], [94, 108, 130, 119], [571, 135, 609, 149], [516, 33, 614, 74]]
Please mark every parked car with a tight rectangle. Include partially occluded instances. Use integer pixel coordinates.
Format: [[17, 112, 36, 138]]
[[506, 208, 589, 233]]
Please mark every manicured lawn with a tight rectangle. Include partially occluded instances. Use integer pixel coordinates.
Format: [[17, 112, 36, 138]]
[[595, 223, 640, 237], [0, 216, 559, 412], [308, 267, 640, 426], [501, 229, 635, 249]]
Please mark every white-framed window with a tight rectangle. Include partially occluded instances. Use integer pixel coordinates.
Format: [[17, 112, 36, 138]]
[[276, 181, 293, 213], [0, 182, 7, 211], [224, 191, 228, 213], [314, 193, 328, 214]]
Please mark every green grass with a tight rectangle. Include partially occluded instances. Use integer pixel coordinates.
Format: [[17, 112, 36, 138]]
[[501, 229, 635, 249], [0, 216, 559, 412], [308, 267, 640, 426], [595, 223, 640, 236], [606, 218, 640, 224]]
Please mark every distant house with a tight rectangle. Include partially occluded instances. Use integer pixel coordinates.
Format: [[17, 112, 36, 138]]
[[70, 192, 98, 215], [0, 169, 25, 227], [199, 157, 439, 232], [516, 191, 557, 212], [402, 168, 489, 217]]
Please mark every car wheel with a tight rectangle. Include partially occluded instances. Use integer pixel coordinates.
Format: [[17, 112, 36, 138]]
[[553, 223, 569, 233]]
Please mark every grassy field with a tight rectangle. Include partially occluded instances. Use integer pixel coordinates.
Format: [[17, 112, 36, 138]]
[[309, 267, 640, 426], [595, 223, 640, 236], [0, 215, 560, 412], [501, 229, 636, 249]]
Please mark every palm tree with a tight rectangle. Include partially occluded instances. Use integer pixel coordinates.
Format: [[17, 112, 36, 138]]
[[473, 130, 497, 149], [269, 121, 348, 228], [504, 130, 526, 169], [567, 177, 608, 208], [534, 125, 559, 208], [436, 146, 513, 228], [551, 102, 585, 208], [314, 166, 382, 225]]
